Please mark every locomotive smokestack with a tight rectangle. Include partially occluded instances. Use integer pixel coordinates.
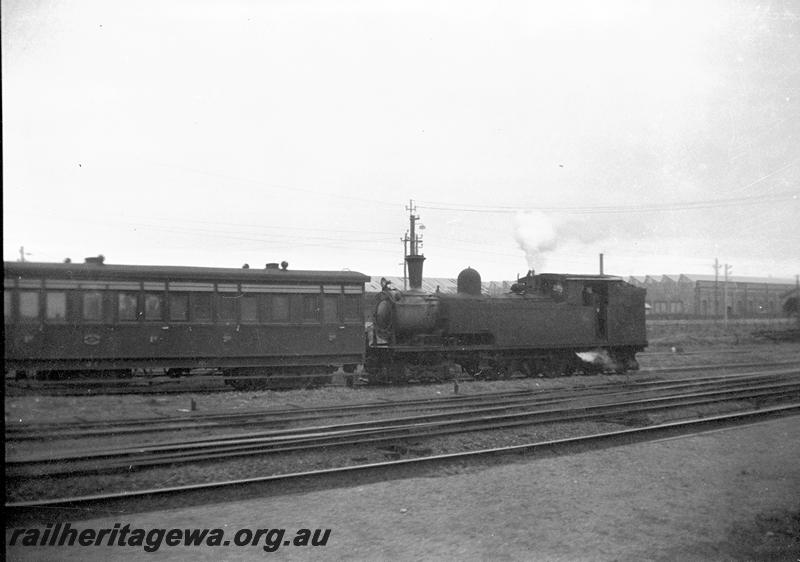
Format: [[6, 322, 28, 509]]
[[406, 254, 425, 290], [599, 253, 604, 275]]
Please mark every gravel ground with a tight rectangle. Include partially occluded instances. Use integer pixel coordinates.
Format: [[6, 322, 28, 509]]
[[6, 419, 629, 502], [6, 343, 799, 503], [6, 415, 799, 561], [7, 388, 787, 502], [4, 399, 787, 503]]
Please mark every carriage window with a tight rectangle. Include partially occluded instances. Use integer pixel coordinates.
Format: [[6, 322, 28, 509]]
[[303, 295, 319, 321], [192, 293, 212, 322], [240, 295, 258, 323], [118, 292, 139, 321], [343, 294, 362, 321], [144, 293, 163, 321], [46, 292, 67, 322], [271, 295, 290, 322], [170, 293, 189, 321], [5, 290, 12, 322], [83, 291, 103, 322], [20, 291, 40, 322], [258, 295, 271, 322], [218, 294, 238, 322], [322, 295, 339, 323]]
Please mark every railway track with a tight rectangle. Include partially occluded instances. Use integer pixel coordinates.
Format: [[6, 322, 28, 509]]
[[6, 367, 800, 441], [6, 351, 798, 396], [7, 371, 800, 481], [7, 405, 799, 525]]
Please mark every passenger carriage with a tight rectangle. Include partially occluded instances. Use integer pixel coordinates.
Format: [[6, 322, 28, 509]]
[[4, 258, 369, 388]]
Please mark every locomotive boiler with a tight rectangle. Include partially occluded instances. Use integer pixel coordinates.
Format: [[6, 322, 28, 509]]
[[365, 252, 647, 383]]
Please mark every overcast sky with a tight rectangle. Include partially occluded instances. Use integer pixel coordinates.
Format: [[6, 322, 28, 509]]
[[3, 0, 799, 281]]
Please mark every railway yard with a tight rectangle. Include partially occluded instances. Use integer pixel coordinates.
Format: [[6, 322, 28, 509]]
[[5, 334, 800, 560], [7, 1, 800, 557]]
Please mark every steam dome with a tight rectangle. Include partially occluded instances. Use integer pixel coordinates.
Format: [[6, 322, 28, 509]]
[[457, 267, 482, 296]]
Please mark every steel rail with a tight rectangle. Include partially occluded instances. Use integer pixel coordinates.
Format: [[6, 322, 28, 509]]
[[6, 357, 800, 396], [6, 405, 799, 522], [7, 366, 799, 441], [6, 370, 796, 449], [6, 372, 799, 451], [7, 380, 799, 479]]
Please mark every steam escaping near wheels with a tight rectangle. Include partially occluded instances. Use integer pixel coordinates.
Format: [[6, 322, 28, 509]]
[[576, 349, 622, 373]]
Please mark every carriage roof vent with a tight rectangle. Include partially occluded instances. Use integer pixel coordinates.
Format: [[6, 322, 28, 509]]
[[84, 255, 105, 265]]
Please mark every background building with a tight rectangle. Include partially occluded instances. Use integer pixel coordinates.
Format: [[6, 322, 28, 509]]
[[630, 274, 798, 319]]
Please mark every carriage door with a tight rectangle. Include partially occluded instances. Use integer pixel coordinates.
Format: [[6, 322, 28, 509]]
[[583, 282, 609, 340]]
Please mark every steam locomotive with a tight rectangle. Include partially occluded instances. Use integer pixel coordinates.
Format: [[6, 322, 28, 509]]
[[364, 253, 647, 382]]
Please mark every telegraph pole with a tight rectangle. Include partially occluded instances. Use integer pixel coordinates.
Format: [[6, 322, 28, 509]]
[[402, 198, 419, 290], [401, 232, 409, 290], [723, 263, 733, 328], [796, 274, 800, 328], [403, 199, 426, 291], [713, 258, 721, 319], [406, 199, 420, 256]]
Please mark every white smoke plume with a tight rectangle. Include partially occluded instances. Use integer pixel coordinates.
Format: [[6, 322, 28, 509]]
[[513, 211, 559, 271], [576, 349, 620, 372]]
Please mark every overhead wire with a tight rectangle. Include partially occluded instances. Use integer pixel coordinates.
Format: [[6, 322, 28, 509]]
[[11, 154, 797, 272], [145, 161, 401, 210], [416, 189, 798, 214], [416, 155, 800, 214]]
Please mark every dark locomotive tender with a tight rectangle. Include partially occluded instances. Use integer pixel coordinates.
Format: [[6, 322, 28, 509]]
[[364, 253, 647, 382], [4, 257, 369, 388]]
